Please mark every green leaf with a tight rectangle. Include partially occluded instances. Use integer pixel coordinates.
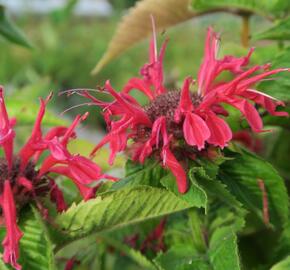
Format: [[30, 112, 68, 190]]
[[190, 166, 244, 216], [111, 159, 167, 190], [266, 129, 290, 176], [187, 210, 207, 253], [18, 206, 57, 270], [274, 222, 290, 263], [257, 47, 290, 101], [0, 5, 32, 48], [254, 16, 290, 41], [154, 244, 211, 270], [192, 0, 279, 19], [271, 256, 290, 270], [0, 259, 10, 270], [100, 235, 157, 269], [208, 225, 241, 270], [155, 212, 242, 270], [218, 149, 289, 227], [160, 174, 207, 211], [56, 186, 195, 238]]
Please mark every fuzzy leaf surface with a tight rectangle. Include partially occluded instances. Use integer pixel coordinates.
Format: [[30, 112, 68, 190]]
[[92, 0, 195, 74], [218, 149, 288, 227], [56, 186, 196, 238], [19, 207, 56, 270]]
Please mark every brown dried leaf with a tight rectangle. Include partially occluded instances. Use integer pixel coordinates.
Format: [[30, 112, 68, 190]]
[[91, 0, 196, 75]]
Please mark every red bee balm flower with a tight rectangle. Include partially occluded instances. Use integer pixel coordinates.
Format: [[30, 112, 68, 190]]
[[0, 87, 115, 270], [84, 28, 288, 194]]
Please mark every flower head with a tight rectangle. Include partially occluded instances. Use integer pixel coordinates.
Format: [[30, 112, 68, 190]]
[[0, 86, 114, 269], [83, 27, 288, 194]]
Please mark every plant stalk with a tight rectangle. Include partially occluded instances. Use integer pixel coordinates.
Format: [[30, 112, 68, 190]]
[[241, 14, 250, 48]]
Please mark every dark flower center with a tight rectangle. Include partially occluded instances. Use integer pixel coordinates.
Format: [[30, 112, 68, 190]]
[[137, 90, 201, 139], [144, 90, 201, 123], [0, 157, 48, 207]]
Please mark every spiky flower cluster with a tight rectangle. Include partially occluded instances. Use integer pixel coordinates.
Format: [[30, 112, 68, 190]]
[[83, 27, 288, 193], [0, 87, 115, 270]]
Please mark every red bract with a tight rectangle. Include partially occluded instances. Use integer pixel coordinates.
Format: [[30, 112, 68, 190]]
[[84, 27, 288, 194], [0, 87, 114, 270]]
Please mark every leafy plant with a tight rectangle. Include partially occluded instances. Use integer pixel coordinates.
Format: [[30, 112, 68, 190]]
[[1, 0, 290, 269]]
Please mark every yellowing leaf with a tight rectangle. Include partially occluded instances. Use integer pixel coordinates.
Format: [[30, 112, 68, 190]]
[[91, 0, 195, 74]]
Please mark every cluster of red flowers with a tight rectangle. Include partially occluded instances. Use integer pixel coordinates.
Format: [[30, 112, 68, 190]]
[[0, 87, 115, 270], [1, 26, 288, 270], [83, 27, 288, 194]]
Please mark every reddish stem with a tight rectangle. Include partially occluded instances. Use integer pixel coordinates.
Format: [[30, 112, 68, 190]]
[[257, 179, 269, 225]]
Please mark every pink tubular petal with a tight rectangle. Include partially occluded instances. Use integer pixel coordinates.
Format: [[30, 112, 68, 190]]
[[91, 116, 132, 164], [243, 89, 289, 117], [48, 138, 70, 161], [90, 133, 112, 157], [197, 29, 260, 97], [197, 27, 219, 96], [178, 77, 194, 112], [217, 47, 254, 74], [65, 257, 79, 270], [61, 113, 88, 146], [122, 78, 154, 100], [0, 87, 15, 170], [105, 81, 151, 126], [19, 93, 53, 169], [205, 111, 232, 148], [17, 177, 33, 191], [183, 113, 210, 150], [48, 166, 96, 201], [1, 181, 23, 270], [161, 146, 187, 193], [49, 180, 67, 212], [223, 97, 263, 132], [237, 68, 289, 91], [210, 104, 229, 116], [33, 126, 69, 163], [137, 117, 165, 163], [67, 157, 103, 185], [232, 131, 262, 152], [139, 18, 168, 96], [44, 126, 68, 140], [154, 118, 187, 193]]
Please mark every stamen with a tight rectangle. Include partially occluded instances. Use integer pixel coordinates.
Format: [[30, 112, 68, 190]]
[[60, 102, 94, 116], [58, 88, 110, 97], [150, 15, 158, 62]]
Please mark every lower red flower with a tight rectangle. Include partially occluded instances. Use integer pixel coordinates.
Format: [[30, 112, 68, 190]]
[[0, 87, 114, 269]]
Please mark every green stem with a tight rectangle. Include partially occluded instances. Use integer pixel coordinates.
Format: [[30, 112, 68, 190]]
[[241, 14, 251, 48]]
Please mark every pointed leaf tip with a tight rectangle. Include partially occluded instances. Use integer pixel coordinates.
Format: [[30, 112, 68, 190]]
[[91, 0, 195, 75]]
